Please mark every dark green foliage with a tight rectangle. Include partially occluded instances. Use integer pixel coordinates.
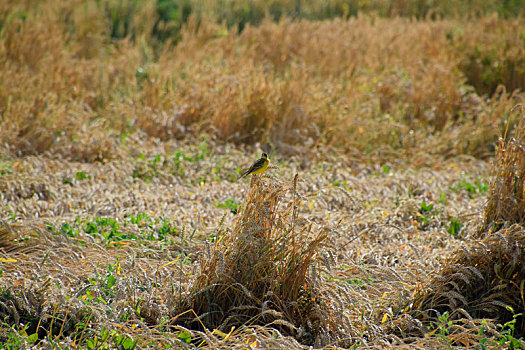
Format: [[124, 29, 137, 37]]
[[153, 0, 193, 42], [105, 0, 140, 39]]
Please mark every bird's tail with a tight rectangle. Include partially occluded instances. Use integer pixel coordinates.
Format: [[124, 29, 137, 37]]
[[235, 171, 248, 182]]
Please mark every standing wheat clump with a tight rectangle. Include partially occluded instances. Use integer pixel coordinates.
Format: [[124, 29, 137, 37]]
[[397, 107, 525, 343], [482, 106, 525, 235], [174, 174, 328, 344]]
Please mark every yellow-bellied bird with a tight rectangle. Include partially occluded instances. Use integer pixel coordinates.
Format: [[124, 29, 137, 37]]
[[237, 153, 270, 180]]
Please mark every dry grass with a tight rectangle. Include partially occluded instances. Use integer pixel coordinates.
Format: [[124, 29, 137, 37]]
[[2, 1, 525, 349], [0, 142, 508, 348], [174, 175, 330, 345], [1, 1, 524, 163], [482, 106, 525, 234], [391, 109, 525, 347], [404, 224, 525, 342]]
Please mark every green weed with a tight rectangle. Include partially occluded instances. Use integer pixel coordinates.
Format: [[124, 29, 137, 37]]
[[494, 307, 524, 349], [133, 154, 163, 182], [74, 326, 136, 350], [75, 171, 88, 181], [177, 330, 192, 344], [477, 319, 490, 350], [429, 311, 455, 347], [0, 162, 12, 176], [48, 214, 179, 245], [60, 222, 80, 238], [447, 217, 463, 237], [172, 141, 210, 179], [332, 180, 347, 187], [332, 277, 375, 287], [0, 323, 37, 349], [216, 198, 240, 214], [474, 308, 525, 349], [451, 178, 488, 197], [112, 332, 137, 350], [417, 200, 434, 228], [154, 0, 192, 42], [133, 141, 211, 182], [79, 259, 122, 311]]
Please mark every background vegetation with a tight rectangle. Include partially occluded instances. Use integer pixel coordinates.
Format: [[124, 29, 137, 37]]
[[1, 0, 525, 348], [1, 0, 524, 163]]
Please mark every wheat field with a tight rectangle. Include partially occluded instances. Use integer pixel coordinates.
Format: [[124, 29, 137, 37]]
[[1, 0, 525, 348]]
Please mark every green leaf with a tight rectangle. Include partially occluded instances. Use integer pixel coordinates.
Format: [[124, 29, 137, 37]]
[[76, 171, 88, 180], [448, 217, 463, 237], [121, 337, 137, 350], [419, 201, 433, 213], [100, 327, 110, 341], [177, 331, 192, 344], [27, 332, 38, 344], [106, 274, 117, 289]]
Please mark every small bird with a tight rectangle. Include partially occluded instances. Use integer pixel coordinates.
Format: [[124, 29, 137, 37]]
[[237, 153, 270, 180]]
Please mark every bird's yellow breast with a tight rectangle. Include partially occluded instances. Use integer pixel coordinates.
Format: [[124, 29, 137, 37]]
[[250, 158, 269, 175]]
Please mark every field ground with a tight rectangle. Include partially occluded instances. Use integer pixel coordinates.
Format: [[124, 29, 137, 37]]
[[1, 0, 525, 348], [1, 140, 519, 349]]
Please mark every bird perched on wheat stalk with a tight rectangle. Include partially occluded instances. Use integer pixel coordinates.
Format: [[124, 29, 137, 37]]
[[237, 153, 270, 181]]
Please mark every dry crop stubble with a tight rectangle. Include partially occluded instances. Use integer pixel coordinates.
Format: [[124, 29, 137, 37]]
[[0, 140, 509, 348], [2, 0, 525, 347], [393, 109, 525, 347], [173, 174, 335, 345], [482, 105, 525, 233], [2, 2, 524, 162]]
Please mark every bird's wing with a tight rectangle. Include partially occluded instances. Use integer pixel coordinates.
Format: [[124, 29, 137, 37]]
[[237, 158, 267, 180], [247, 158, 267, 173], [240, 158, 265, 177]]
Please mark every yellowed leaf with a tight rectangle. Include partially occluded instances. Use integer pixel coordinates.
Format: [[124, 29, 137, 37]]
[[223, 326, 235, 341], [212, 329, 228, 338], [160, 255, 181, 269]]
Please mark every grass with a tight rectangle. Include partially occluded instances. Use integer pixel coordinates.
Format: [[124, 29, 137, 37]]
[[395, 109, 525, 346], [174, 175, 329, 344], [46, 213, 179, 245], [482, 106, 525, 234], [1, 0, 525, 348], [1, 1, 524, 163], [0, 143, 517, 348]]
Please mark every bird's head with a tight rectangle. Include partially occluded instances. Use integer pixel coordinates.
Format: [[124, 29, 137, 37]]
[[261, 152, 268, 159]]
